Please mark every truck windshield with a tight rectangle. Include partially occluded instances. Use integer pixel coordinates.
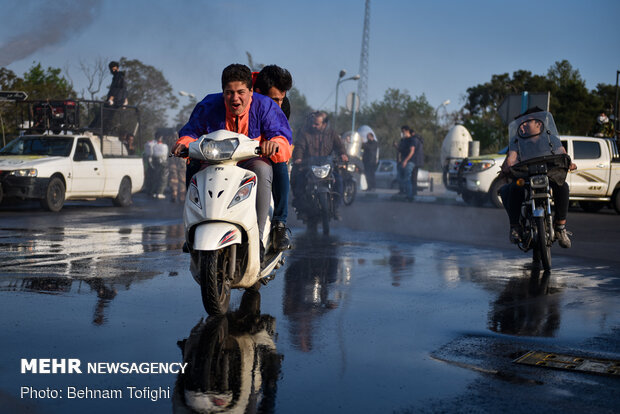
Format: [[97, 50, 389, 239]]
[[0, 137, 73, 157]]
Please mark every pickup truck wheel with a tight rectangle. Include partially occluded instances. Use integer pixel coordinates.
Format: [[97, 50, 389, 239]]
[[40, 177, 65, 212], [113, 177, 132, 207], [489, 178, 507, 208], [612, 189, 620, 214]]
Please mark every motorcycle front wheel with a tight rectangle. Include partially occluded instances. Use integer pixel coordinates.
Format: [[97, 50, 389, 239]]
[[199, 247, 234, 316], [534, 216, 551, 270], [319, 192, 331, 235], [343, 178, 356, 206]]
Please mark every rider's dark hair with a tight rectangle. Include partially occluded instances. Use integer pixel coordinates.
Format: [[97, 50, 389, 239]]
[[254, 65, 293, 94], [108, 61, 119, 70], [401, 125, 412, 132], [221, 64, 253, 90]]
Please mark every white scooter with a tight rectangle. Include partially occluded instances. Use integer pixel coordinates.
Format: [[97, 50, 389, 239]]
[[182, 130, 285, 316]]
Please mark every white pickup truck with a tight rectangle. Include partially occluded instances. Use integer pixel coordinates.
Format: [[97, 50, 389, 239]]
[[0, 133, 144, 211], [447, 136, 620, 213]]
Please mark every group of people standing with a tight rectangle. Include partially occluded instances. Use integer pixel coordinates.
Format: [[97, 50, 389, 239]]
[[142, 135, 186, 202]]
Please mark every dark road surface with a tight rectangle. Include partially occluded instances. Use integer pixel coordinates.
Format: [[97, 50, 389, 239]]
[[0, 194, 618, 413]]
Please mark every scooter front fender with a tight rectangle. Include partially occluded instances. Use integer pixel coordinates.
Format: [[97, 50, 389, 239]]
[[193, 222, 242, 251]]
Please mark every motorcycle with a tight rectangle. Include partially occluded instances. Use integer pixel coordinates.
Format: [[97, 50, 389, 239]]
[[340, 157, 363, 206], [292, 156, 339, 235], [509, 153, 570, 271], [183, 130, 285, 316]]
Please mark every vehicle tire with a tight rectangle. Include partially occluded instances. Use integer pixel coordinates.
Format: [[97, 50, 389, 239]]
[[462, 190, 484, 206], [613, 189, 620, 215], [40, 176, 65, 212], [489, 178, 508, 208], [0, 183, 4, 205], [343, 178, 356, 206], [318, 192, 330, 235], [578, 201, 604, 213], [112, 177, 132, 207], [535, 216, 551, 271], [199, 247, 234, 316]]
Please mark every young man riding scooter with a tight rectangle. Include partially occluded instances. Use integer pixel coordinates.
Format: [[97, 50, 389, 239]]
[[253, 65, 293, 252], [173, 64, 292, 262]]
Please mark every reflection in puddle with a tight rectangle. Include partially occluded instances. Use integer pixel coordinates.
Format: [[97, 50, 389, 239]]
[[488, 267, 561, 337], [174, 290, 282, 413], [0, 223, 185, 325], [283, 234, 347, 352]]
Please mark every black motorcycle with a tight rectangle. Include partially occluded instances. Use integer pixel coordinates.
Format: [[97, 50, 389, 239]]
[[293, 156, 339, 235], [509, 153, 570, 270], [340, 157, 362, 206]]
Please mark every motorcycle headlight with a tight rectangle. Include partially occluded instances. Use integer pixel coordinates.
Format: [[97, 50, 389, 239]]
[[188, 181, 201, 209], [311, 164, 331, 179], [346, 164, 356, 172], [10, 169, 38, 177], [201, 138, 239, 161], [228, 177, 255, 208], [530, 175, 548, 189]]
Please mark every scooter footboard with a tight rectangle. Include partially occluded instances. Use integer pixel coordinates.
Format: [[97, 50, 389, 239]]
[[192, 222, 243, 250]]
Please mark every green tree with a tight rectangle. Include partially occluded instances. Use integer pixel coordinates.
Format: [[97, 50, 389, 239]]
[[1, 64, 75, 145], [351, 89, 442, 168], [119, 57, 178, 148], [288, 87, 313, 137], [174, 96, 198, 129], [13, 63, 75, 100]]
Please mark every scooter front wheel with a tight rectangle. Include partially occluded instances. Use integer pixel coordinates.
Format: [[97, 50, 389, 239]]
[[200, 247, 234, 316]]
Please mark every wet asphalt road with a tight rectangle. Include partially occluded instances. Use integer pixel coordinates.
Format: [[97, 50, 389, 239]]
[[0, 193, 619, 413]]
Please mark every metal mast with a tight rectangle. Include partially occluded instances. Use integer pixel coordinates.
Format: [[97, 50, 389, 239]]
[[357, 0, 371, 107]]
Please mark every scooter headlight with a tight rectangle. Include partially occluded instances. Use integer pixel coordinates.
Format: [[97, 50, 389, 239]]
[[311, 164, 331, 179], [228, 177, 256, 208], [201, 138, 239, 161], [188, 179, 201, 209]]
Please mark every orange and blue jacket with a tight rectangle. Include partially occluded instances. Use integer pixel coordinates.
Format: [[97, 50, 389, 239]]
[[177, 92, 292, 163]]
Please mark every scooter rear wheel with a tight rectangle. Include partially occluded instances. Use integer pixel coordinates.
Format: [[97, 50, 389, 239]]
[[200, 248, 233, 316]]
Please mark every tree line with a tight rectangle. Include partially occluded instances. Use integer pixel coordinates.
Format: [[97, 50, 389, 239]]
[[1, 59, 615, 170]]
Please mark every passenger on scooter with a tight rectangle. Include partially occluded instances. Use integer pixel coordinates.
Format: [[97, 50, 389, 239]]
[[253, 65, 293, 251], [499, 108, 576, 248], [172, 64, 292, 259], [291, 111, 348, 219]]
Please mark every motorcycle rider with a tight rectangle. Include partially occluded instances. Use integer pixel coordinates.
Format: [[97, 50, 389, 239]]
[[253, 65, 293, 252], [172, 64, 292, 260], [499, 108, 576, 248], [291, 111, 348, 219]]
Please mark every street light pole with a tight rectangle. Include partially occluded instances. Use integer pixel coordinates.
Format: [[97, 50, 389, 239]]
[[615, 70, 619, 133], [334, 71, 361, 122]]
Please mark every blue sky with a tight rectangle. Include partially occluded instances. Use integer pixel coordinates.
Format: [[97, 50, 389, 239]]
[[2, 0, 619, 118]]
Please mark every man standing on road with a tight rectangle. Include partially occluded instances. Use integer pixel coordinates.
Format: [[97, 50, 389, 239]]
[[396, 125, 417, 202], [362, 132, 379, 191]]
